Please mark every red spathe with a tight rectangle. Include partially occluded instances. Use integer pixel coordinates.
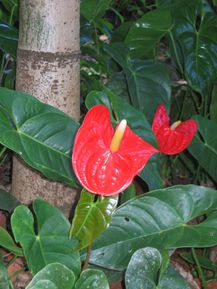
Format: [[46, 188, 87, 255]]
[[72, 105, 158, 196]]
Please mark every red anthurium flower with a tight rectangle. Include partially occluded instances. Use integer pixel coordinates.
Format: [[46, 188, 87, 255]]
[[72, 105, 158, 196], [152, 104, 198, 155]]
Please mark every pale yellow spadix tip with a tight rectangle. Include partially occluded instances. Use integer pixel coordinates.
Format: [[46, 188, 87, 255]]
[[170, 120, 182, 130], [110, 119, 127, 153]]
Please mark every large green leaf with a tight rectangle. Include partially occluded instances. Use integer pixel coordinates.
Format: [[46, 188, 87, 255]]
[[70, 189, 118, 251], [112, 9, 172, 58], [106, 43, 171, 122], [0, 227, 23, 256], [0, 190, 20, 212], [86, 89, 163, 189], [0, 88, 79, 187], [81, 0, 112, 21], [169, 0, 217, 95], [75, 269, 109, 289], [11, 199, 81, 276], [89, 185, 217, 270], [26, 263, 75, 289], [0, 22, 18, 56], [188, 115, 217, 182], [0, 252, 10, 289]]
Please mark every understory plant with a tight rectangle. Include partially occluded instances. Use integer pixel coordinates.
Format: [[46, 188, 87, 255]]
[[0, 0, 217, 288]]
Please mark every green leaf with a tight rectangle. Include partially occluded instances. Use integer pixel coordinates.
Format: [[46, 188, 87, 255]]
[[0, 252, 10, 289], [139, 154, 163, 190], [121, 184, 136, 204], [89, 185, 217, 270], [0, 227, 23, 256], [70, 189, 118, 251], [113, 9, 172, 58], [0, 88, 79, 187], [81, 0, 112, 21], [75, 269, 109, 289], [11, 199, 81, 276], [169, 0, 217, 95], [0, 22, 18, 56], [26, 263, 75, 289], [188, 115, 217, 182], [180, 252, 217, 271], [0, 190, 20, 212], [125, 247, 190, 289], [125, 247, 162, 289], [106, 43, 171, 122], [210, 85, 217, 123]]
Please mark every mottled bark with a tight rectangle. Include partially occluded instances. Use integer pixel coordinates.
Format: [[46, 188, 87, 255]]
[[12, 0, 80, 216]]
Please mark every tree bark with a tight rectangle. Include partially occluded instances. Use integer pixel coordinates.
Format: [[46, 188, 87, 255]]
[[12, 0, 80, 216]]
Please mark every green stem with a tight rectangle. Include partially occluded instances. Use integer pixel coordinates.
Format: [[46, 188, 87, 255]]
[[192, 248, 208, 289], [9, 4, 16, 25], [82, 244, 92, 271]]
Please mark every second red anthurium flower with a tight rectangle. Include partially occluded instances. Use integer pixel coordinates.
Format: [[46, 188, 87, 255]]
[[72, 105, 158, 196], [152, 104, 198, 155]]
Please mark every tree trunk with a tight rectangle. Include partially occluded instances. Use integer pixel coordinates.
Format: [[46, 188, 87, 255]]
[[12, 0, 80, 216]]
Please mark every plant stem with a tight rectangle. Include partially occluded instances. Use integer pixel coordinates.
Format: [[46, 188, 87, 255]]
[[192, 248, 208, 289], [82, 244, 92, 271]]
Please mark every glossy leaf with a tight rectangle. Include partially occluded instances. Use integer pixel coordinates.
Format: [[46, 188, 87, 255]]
[[72, 105, 157, 195], [81, 0, 112, 21], [125, 247, 162, 289], [106, 43, 171, 122], [169, 0, 217, 95], [188, 115, 217, 182], [112, 9, 172, 57], [152, 104, 198, 155], [70, 189, 118, 250], [89, 185, 217, 270], [0, 253, 9, 289], [0, 22, 18, 56], [0, 227, 23, 256], [75, 269, 109, 289], [86, 90, 162, 189], [0, 190, 20, 212], [11, 199, 81, 276], [210, 85, 217, 123], [0, 88, 79, 187], [26, 263, 75, 289]]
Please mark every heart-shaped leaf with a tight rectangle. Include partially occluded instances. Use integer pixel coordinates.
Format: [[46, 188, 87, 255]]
[[125, 247, 162, 289], [89, 185, 217, 270], [105, 43, 171, 122], [168, 0, 217, 95], [26, 263, 75, 289], [125, 247, 190, 289], [0, 87, 79, 187], [11, 199, 81, 276], [81, 0, 112, 21], [0, 227, 23, 256], [188, 115, 217, 182], [112, 8, 172, 58], [70, 189, 118, 251], [75, 269, 109, 289]]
